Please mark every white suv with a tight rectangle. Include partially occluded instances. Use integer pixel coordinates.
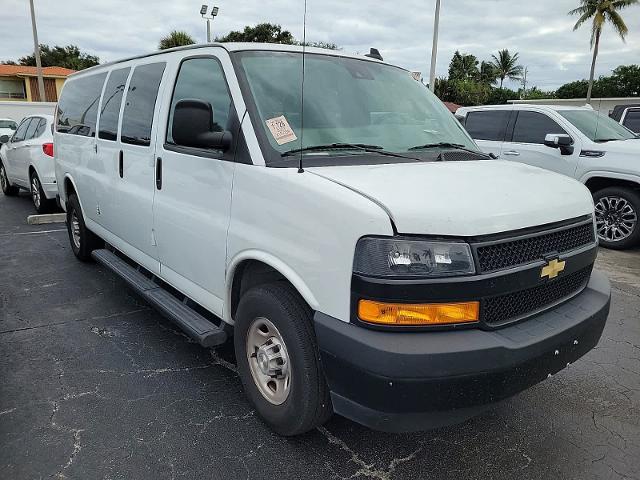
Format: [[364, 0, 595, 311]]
[[457, 104, 640, 249], [54, 43, 610, 435]]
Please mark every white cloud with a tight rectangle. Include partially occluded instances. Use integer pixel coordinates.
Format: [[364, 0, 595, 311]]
[[1, 0, 638, 90]]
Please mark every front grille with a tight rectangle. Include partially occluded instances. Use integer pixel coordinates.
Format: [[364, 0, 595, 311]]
[[476, 222, 595, 273], [482, 266, 593, 326]]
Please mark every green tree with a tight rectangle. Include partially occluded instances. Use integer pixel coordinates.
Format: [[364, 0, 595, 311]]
[[216, 23, 295, 44], [609, 64, 640, 96], [17, 45, 99, 70], [490, 49, 523, 88], [448, 51, 479, 81], [569, 0, 639, 103], [159, 30, 196, 50], [479, 61, 498, 85]]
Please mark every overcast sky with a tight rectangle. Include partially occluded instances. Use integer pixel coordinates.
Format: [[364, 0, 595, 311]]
[[2, 0, 638, 90]]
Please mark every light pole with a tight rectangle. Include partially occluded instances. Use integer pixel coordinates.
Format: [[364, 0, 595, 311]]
[[200, 5, 219, 43], [428, 0, 441, 92], [28, 0, 46, 102]]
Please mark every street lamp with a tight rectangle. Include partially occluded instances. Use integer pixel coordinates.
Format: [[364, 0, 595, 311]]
[[200, 5, 220, 43], [428, 0, 441, 92]]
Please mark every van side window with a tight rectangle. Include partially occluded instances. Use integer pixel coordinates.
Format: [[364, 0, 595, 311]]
[[24, 117, 40, 140], [99, 67, 130, 141], [12, 118, 32, 142], [511, 111, 568, 144], [121, 62, 166, 146], [166, 57, 232, 144], [465, 110, 510, 141], [623, 110, 640, 133], [57, 73, 107, 136]]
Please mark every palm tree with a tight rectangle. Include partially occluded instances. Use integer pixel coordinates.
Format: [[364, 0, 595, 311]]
[[490, 49, 523, 88], [158, 31, 196, 50], [569, 0, 639, 103]]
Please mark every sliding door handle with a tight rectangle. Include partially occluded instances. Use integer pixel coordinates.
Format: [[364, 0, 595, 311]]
[[118, 150, 123, 178], [156, 157, 162, 190]]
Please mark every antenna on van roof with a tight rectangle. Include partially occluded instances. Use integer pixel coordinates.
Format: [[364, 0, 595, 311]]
[[298, 0, 308, 173], [365, 48, 383, 61]]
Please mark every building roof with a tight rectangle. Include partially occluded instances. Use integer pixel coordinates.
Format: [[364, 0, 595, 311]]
[[443, 102, 461, 113], [0, 65, 76, 78]]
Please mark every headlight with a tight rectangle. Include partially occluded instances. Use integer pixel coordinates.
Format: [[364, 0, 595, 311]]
[[353, 237, 475, 278]]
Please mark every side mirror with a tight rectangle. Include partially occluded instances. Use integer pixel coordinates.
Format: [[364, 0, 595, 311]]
[[172, 99, 232, 151], [544, 133, 574, 156], [0, 135, 9, 144]]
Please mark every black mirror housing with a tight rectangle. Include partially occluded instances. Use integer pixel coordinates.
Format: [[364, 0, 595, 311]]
[[544, 133, 574, 155], [0, 135, 9, 144], [172, 99, 232, 151]]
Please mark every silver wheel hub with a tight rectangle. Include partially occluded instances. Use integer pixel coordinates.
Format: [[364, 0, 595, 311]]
[[595, 196, 637, 242], [71, 211, 81, 249], [31, 177, 40, 208], [246, 317, 291, 405]]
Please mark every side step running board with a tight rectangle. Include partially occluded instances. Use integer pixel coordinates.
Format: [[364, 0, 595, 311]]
[[92, 249, 227, 347]]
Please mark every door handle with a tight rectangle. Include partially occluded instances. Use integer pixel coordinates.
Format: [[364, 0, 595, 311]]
[[118, 150, 123, 178], [503, 150, 520, 156], [155, 157, 162, 190]]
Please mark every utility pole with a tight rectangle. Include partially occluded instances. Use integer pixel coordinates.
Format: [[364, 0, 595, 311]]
[[520, 66, 528, 99], [28, 0, 46, 102], [200, 5, 219, 43], [428, 0, 441, 92]]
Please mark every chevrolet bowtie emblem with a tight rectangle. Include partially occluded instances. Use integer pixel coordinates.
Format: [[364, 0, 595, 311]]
[[541, 259, 566, 279]]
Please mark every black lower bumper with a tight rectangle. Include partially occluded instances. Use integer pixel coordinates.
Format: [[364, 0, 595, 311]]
[[314, 270, 611, 433]]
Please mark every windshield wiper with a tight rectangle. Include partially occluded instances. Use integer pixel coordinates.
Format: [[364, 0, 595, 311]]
[[281, 143, 420, 161], [407, 142, 489, 157], [594, 138, 624, 143]]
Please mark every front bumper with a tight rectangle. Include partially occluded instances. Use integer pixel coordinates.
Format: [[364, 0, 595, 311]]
[[314, 270, 611, 433]]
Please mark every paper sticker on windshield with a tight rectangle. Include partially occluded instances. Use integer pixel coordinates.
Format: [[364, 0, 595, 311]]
[[265, 116, 297, 145]]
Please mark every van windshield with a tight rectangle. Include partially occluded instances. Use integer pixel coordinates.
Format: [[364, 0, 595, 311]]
[[234, 51, 477, 165], [558, 109, 638, 142]]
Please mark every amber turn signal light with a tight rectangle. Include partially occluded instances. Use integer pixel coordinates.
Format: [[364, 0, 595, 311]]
[[358, 299, 480, 326]]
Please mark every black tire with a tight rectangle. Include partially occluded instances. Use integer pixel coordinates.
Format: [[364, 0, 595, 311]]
[[30, 171, 53, 214], [593, 187, 640, 250], [0, 161, 19, 196], [234, 282, 332, 436], [66, 193, 103, 261]]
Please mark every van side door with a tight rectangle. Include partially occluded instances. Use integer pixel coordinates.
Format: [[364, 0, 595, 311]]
[[108, 62, 166, 274], [463, 109, 511, 158], [502, 110, 580, 178], [153, 52, 240, 317]]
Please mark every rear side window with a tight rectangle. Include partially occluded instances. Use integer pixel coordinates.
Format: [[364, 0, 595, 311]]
[[121, 62, 166, 146], [167, 57, 232, 144], [511, 111, 567, 144], [24, 117, 40, 140], [99, 67, 130, 141], [35, 118, 47, 138], [57, 73, 107, 137], [12, 118, 32, 142], [623, 110, 640, 133], [465, 110, 510, 141]]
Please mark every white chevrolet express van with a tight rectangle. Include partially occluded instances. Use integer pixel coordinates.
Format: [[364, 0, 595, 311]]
[[55, 44, 611, 435]]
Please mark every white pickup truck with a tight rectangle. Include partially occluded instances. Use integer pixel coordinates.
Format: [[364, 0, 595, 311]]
[[457, 104, 640, 249], [54, 43, 610, 435]]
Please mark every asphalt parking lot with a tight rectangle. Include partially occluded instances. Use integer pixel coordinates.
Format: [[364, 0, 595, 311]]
[[1, 191, 639, 480]]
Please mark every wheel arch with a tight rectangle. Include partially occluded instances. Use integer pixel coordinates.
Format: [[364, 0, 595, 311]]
[[225, 251, 320, 325], [582, 172, 640, 193]]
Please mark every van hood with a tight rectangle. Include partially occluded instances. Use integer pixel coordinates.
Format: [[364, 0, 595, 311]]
[[307, 160, 593, 236]]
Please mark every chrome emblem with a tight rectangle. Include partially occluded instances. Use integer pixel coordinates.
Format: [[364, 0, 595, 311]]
[[541, 259, 566, 279]]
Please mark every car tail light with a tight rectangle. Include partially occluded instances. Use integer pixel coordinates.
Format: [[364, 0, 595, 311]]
[[42, 142, 54, 157]]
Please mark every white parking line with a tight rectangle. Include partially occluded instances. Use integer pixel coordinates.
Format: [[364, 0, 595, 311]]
[[0, 228, 66, 237]]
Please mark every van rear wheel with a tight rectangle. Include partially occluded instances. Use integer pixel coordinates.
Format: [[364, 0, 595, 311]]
[[594, 187, 640, 250], [66, 193, 103, 261], [0, 162, 19, 196], [234, 282, 332, 436]]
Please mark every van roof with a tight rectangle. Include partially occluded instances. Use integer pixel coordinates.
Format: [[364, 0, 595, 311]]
[[70, 42, 389, 78]]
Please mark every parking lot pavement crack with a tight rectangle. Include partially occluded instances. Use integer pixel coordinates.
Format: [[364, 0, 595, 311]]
[[0, 407, 17, 416], [317, 426, 422, 480], [55, 428, 84, 479]]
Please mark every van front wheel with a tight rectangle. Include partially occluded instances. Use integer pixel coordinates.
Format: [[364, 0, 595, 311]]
[[234, 282, 332, 436], [66, 193, 103, 261]]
